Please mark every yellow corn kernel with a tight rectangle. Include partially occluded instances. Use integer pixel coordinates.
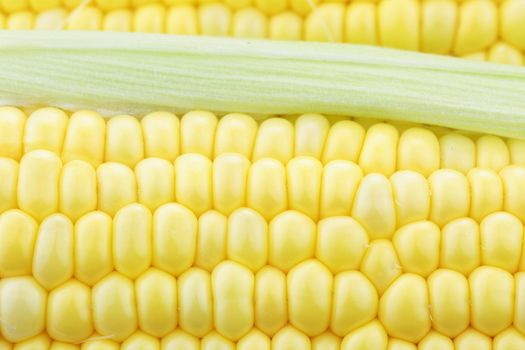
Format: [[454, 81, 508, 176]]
[[515, 272, 525, 334], [439, 133, 475, 174], [66, 6, 102, 30], [378, 0, 419, 51], [97, 162, 137, 216], [294, 114, 330, 158], [390, 170, 430, 226], [0, 277, 46, 342], [177, 267, 213, 337], [397, 128, 439, 176], [34, 8, 67, 30], [253, 118, 294, 163], [135, 158, 175, 211], [470, 266, 514, 336], [113, 204, 152, 279], [0, 210, 37, 277], [59, 160, 97, 222], [214, 113, 257, 158], [12, 334, 50, 350], [255, 0, 286, 15], [246, 158, 287, 220], [488, 42, 524, 66], [0, 13, 4, 29], [493, 327, 525, 349], [195, 210, 226, 271], [213, 154, 250, 215], [74, 211, 112, 286], [428, 169, 470, 227], [288, 259, 332, 336], [227, 208, 267, 271], [1, 0, 28, 12], [501, 0, 525, 50], [388, 339, 416, 350], [47, 280, 92, 343], [212, 261, 254, 341], [24, 107, 67, 154], [477, 135, 510, 170], [331, 271, 377, 337], [421, 0, 457, 54], [272, 325, 311, 349], [81, 337, 119, 350], [508, 139, 525, 165], [344, 3, 377, 45], [224, 0, 250, 9], [0, 159, 17, 214], [289, 0, 318, 15], [153, 203, 197, 276], [32, 214, 73, 290], [352, 173, 396, 239], [237, 329, 270, 350], [232, 7, 267, 38], [105, 115, 144, 168], [427, 269, 469, 337], [312, 332, 340, 350], [201, 332, 235, 350], [468, 168, 503, 221], [268, 210, 315, 271], [95, 0, 130, 11], [136, 268, 177, 337], [287, 157, 322, 220], [319, 160, 362, 218], [440, 218, 480, 275], [393, 221, 440, 277], [62, 110, 105, 167], [480, 212, 523, 272], [92, 272, 137, 341], [500, 165, 525, 223], [358, 123, 398, 175], [454, 328, 491, 350], [18, 150, 62, 221], [198, 3, 231, 36], [255, 266, 287, 336], [454, 0, 497, 55], [141, 111, 180, 162], [166, 6, 198, 35], [316, 217, 368, 273], [418, 331, 454, 350], [28, 0, 59, 11], [132, 0, 158, 6], [6, 11, 33, 29], [134, 4, 166, 33], [50, 342, 79, 350], [175, 154, 212, 216], [161, 329, 200, 350], [322, 120, 364, 163], [360, 239, 402, 294], [305, 3, 344, 42], [0, 107, 25, 160], [340, 320, 388, 350], [103, 9, 132, 32], [379, 273, 431, 343], [268, 11, 302, 40], [121, 331, 159, 350], [462, 51, 487, 61]]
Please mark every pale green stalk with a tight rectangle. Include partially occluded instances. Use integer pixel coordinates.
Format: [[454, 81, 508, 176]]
[[0, 31, 524, 139]]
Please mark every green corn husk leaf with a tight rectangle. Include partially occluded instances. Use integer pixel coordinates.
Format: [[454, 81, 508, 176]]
[[0, 30, 524, 139]]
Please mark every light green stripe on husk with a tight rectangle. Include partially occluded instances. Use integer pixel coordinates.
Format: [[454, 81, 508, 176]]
[[0, 30, 524, 139]]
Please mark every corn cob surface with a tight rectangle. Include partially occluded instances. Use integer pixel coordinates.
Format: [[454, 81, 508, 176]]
[[0, 106, 524, 349], [0, 0, 525, 66]]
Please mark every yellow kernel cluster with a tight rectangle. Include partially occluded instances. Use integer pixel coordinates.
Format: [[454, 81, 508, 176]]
[[0, 107, 525, 349], [0, 0, 524, 65]]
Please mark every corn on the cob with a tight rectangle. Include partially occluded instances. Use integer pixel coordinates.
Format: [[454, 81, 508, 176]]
[[0, 0, 524, 65], [0, 106, 525, 349]]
